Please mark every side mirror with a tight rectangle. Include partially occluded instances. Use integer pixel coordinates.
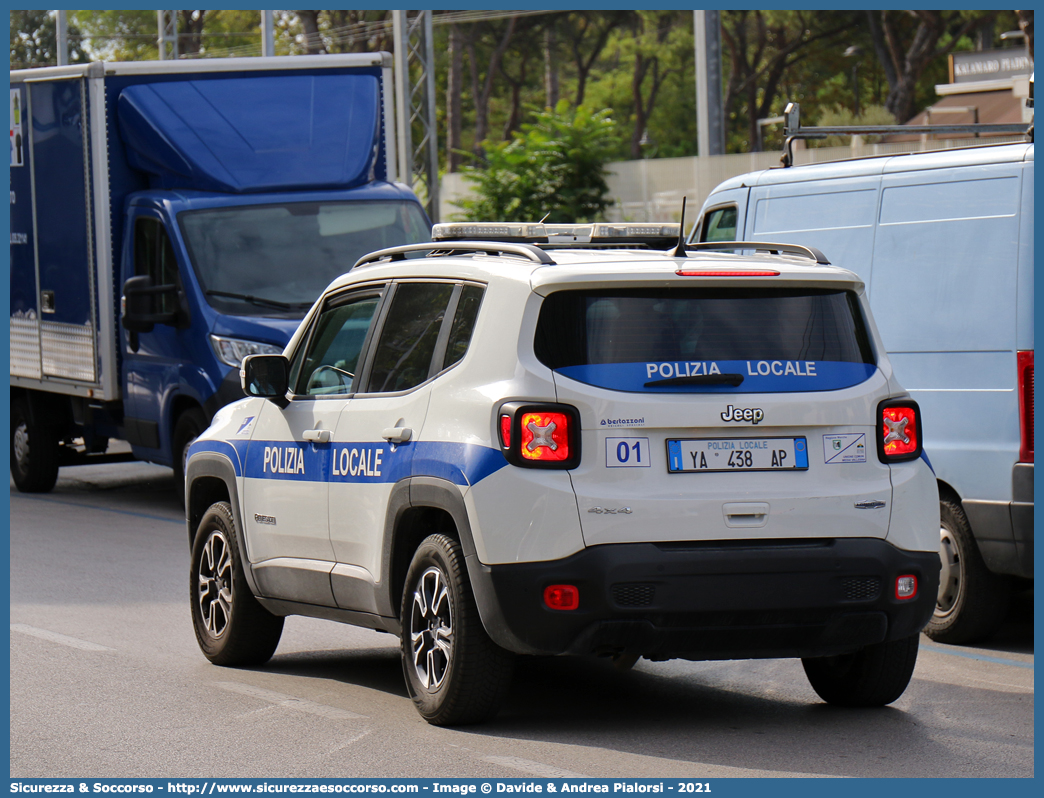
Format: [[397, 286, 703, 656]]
[[242, 354, 290, 408], [121, 275, 179, 333]]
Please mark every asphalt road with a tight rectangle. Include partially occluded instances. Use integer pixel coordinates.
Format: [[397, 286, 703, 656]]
[[9, 460, 1034, 779]]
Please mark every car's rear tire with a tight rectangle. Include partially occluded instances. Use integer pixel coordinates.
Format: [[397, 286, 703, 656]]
[[802, 634, 920, 707], [400, 534, 514, 725], [10, 398, 60, 493], [923, 498, 1010, 644], [190, 501, 284, 666]]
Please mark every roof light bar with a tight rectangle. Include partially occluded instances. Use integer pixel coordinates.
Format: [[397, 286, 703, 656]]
[[432, 222, 681, 246]]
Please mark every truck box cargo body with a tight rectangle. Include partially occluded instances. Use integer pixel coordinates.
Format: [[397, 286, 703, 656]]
[[10, 55, 430, 494]]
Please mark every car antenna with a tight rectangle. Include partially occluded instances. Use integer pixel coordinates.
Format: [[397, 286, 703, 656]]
[[670, 196, 688, 258], [537, 212, 551, 224]]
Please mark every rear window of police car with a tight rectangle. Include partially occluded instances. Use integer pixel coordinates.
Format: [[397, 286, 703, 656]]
[[534, 287, 874, 369]]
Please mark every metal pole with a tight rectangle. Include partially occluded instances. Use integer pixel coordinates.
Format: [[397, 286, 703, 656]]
[[261, 10, 275, 58], [694, 11, 725, 156], [694, 11, 709, 159], [56, 10, 69, 66], [392, 10, 412, 188], [423, 11, 439, 221], [158, 11, 178, 60]]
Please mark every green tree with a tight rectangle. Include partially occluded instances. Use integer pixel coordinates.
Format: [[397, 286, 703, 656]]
[[456, 101, 619, 223], [11, 10, 88, 68], [867, 10, 1003, 123]]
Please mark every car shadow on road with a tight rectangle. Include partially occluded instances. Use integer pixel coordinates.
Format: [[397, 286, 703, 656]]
[[263, 646, 409, 698]]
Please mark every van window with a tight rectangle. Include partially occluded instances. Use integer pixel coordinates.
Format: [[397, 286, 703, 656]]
[[535, 288, 874, 369], [134, 217, 179, 315], [700, 206, 738, 242]]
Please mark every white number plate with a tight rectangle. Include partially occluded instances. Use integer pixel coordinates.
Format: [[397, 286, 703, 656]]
[[667, 437, 808, 473]]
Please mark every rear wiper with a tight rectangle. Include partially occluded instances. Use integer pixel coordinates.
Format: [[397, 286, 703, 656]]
[[206, 290, 312, 311], [645, 373, 744, 387]]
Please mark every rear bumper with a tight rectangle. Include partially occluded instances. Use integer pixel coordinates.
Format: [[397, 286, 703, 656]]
[[963, 462, 1033, 579], [468, 538, 939, 660]]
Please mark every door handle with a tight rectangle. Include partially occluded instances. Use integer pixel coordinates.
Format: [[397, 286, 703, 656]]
[[302, 429, 331, 443], [381, 427, 412, 443]]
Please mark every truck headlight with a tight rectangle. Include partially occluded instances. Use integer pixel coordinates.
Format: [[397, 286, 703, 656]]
[[209, 334, 283, 368]]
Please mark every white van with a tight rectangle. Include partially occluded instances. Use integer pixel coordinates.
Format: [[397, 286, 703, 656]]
[[693, 140, 1033, 643]]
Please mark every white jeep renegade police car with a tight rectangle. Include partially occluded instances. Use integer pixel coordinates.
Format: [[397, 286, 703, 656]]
[[186, 223, 940, 725]]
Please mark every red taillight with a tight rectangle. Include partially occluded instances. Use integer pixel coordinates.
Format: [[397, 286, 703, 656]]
[[520, 411, 571, 461], [497, 402, 581, 469], [895, 575, 918, 600], [1018, 350, 1033, 463], [676, 270, 780, 277], [876, 399, 922, 463], [544, 584, 579, 611]]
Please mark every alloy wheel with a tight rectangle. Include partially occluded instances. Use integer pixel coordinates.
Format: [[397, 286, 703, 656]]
[[409, 566, 454, 690], [198, 529, 234, 638]]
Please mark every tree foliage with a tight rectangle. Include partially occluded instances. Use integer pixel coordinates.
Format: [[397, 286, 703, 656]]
[[456, 101, 619, 223], [12, 9, 1032, 162], [10, 10, 88, 68]]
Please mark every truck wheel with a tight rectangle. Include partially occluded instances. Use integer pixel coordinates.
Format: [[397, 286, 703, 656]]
[[190, 501, 284, 666], [923, 498, 1011, 644], [173, 408, 207, 505], [802, 634, 920, 707], [10, 399, 60, 493], [400, 534, 514, 725]]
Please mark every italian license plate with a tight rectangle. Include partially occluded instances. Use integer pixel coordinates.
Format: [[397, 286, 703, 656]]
[[667, 437, 808, 473]]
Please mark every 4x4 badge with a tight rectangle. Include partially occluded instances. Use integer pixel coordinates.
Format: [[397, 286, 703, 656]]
[[854, 500, 886, 510], [588, 507, 632, 514]]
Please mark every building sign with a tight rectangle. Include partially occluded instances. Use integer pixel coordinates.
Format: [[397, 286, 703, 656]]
[[951, 48, 1032, 83]]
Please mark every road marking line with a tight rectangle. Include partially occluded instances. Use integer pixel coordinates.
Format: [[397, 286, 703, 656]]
[[921, 643, 1033, 669], [10, 623, 114, 652], [212, 681, 368, 720], [481, 755, 587, 778], [11, 493, 183, 525], [330, 731, 372, 752]]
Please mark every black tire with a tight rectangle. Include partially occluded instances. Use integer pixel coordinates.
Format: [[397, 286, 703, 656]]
[[173, 408, 207, 505], [400, 534, 514, 725], [10, 398, 60, 493], [802, 634, 920, 707], [923, 498, 1011, 644], [190, 501, 284, 666]]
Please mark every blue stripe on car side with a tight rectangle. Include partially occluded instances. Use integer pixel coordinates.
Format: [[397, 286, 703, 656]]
[[237, 440, 508, 487], [188, 439, 246, 476]]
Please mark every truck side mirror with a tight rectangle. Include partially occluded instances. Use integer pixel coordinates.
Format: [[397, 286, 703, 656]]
[[121, 275, 179, 333], [241, 354, 290, 408]]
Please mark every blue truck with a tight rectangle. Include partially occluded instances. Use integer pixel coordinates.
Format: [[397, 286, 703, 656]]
[[10, 54, 430, 497]]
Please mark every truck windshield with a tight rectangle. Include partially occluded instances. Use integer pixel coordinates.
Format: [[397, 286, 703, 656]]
[[179, 200, 430, 317]]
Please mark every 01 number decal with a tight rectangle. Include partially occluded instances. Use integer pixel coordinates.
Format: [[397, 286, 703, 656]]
[[606, 437, 651, 468]]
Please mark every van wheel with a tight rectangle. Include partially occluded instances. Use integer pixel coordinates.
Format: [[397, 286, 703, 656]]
[[802, 634, 919, 707], [400, 534, 514, 725], [190, 501, 284, 666], [10, 399, 60, 493], [923, 498, 1010, 644], [173, 408, 207, 505]]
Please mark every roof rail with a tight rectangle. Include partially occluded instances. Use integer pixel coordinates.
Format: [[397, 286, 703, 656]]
[[353, 241, 556, 269], [685, 241, 831, 265], [779, 102, 1033, 167]]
